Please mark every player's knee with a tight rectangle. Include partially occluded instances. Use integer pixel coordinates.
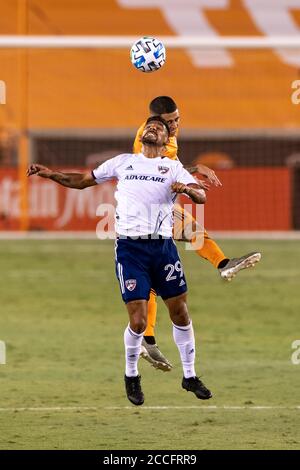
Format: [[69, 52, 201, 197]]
[[127, 301, 147, 333], [173, 308, 189, 325], [168, 295, 190, 325], [130, 317, 147, 334]]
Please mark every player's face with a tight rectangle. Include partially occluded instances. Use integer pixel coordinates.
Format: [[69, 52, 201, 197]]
[[142, 121, 169, 146], [160, 109, 180, 137]]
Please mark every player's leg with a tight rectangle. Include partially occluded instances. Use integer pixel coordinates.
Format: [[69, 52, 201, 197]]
[[174, 204, 261, 281], [140, 289, 173, 371], [198, 230, 261, 280], [164, 293, 212, 400], [115, 238, 151, 406], [196, 230, 227, 268], [173, 204, 227, 266], [153, 238, 212, 399], [123, 299, 147, 406], [143, 290, 157, 340], [125, 299, 148, 372]]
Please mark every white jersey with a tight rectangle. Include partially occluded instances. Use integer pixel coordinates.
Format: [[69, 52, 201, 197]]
[[92, 152, 197, 237]]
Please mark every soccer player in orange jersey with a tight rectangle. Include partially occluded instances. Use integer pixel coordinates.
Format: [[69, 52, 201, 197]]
[[134, 96, 261, 371]]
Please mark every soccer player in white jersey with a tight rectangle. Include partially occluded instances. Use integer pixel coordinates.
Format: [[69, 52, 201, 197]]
[[27, 116, 212, 405]]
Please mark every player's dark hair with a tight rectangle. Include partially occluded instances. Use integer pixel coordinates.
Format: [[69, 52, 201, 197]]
[[145, 116, 171, 136], [149, 96, 177, 115]]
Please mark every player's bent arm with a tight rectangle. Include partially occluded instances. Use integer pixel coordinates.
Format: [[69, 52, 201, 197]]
[[171, 182, 206, 204], [186, 183, 206, 204], [27, 164, 97, 189], [184, 165, 198, 174], [174, 160, 210, 190]]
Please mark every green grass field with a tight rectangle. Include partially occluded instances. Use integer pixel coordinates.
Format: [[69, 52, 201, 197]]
[[0, 239, 299, 450]]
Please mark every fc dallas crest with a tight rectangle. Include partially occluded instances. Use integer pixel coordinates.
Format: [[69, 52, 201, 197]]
[[158, 165, 169, 174], [125, 279, 137, 291]]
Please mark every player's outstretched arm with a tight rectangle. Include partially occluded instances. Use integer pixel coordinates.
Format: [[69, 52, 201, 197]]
[[27, 164, 97, 189], [171, 182, 206, 204]]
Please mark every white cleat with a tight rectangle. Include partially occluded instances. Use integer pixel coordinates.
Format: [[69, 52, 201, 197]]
[[219, 252, 262, 281], [140, 339, 173, 372]]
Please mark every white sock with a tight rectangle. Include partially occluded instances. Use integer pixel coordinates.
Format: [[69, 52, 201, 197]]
[[173, 321, 196, 378], [124, 325, 144, 377]]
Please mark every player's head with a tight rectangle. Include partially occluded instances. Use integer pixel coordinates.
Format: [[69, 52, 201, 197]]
[[141, 116, 170, 147], [149, 96, 180, 137]]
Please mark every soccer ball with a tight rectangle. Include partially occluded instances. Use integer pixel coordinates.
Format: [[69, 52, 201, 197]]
[[130, 36, 166, 73]]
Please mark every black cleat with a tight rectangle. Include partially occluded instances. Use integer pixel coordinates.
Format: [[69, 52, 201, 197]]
[[182, 376, 212, 400], [124, 375, 144, 406]]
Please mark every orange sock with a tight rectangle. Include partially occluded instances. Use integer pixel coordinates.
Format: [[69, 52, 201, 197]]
[[196, 231, 228, 268], [144, 290, 157, 337]]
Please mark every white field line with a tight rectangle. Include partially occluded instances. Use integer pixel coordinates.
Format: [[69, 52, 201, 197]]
[[0, 407, 98, 412], [0, 405, 299, 412]]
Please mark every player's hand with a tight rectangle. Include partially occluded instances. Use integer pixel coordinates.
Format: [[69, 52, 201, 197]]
[[171, 182, 188, 194], [27, 164, 52, 178], [195, 164, 222, 187], [192, 175, 211, 191]]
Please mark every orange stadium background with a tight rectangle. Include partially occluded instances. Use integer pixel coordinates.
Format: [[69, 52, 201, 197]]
[[0, 0, 300, 232]]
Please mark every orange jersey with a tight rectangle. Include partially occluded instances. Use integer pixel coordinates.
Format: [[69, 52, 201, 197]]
[[133, 121, 178, 160]]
